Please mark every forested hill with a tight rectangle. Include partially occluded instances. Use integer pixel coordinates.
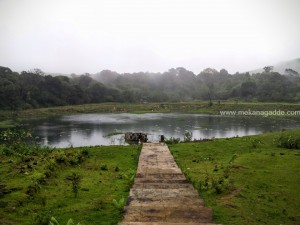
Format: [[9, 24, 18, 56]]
[[1, 66, 300, 110]]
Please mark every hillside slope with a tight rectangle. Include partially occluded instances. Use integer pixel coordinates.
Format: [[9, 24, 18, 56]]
[[249, 58, 300, 75]]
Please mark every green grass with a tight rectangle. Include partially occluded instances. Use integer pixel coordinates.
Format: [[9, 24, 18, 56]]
[[169, 130, 300, 225], [0, 145, 141, 225], [103, 131, 124, 137], [0, 120, 17, 129]]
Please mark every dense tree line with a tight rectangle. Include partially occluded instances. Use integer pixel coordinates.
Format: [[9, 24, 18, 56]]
[[0, 65, 300, 110]]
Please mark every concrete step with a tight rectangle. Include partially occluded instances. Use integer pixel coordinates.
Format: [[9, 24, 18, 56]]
[[126, 196, 204, 207], [122, 205, 213, 223], [129, 188, 199, 199], [119, 143, 219, 225], [133, 183, 193, 189]]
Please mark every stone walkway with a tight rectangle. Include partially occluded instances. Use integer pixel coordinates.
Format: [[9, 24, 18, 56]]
[[119, 143, 221, 225]]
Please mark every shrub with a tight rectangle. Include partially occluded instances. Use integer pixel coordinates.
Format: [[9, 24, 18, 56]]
[[165, 137, 180, 144], [249, 137, 262, 148], [0, 129, 53, 156], [274, 133, 300, 149], [34, 210, 52, 225], [66, 173, 81, 198], [183, 132, 193, 142]]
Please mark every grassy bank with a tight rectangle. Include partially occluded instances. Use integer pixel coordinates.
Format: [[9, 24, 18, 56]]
[[0, 145, 141, 225], [1, 101, 300, 128], [169, 130, 300, 225]]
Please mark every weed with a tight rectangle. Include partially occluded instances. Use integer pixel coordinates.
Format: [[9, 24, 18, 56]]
[[250, 138, 262, 148], [165, 137, 180, 144], [223, 166, 230, 178], [31, 172, 46, 184], [183, 132, 193, 142], [49, 217, 81, 225], [229, 153, 238, 164], [104, 131, 124, 137], [100, 164, 108, 171], [67, 173, 81, 198], [26, 182, 40, 199], [274, 132, 300, 149], [34, 210, 53, 225], [112, 197, 126, 211], [213, 164, 218, 172], [81, 149, 89, 157]]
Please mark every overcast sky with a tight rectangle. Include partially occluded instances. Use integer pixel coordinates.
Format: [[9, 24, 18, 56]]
[[0, 0, 300, 74]]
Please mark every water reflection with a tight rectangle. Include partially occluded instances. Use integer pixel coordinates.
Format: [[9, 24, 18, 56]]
[[19, 113, 300, 148]]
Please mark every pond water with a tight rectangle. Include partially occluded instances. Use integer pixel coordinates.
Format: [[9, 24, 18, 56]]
[[19, 113, 300, 147]]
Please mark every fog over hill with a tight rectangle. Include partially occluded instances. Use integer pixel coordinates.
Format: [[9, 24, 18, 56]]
[[249, 58, 300, 75]]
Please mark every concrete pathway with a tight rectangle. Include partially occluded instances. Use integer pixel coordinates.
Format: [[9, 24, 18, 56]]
[[119, 143, 221, 225]]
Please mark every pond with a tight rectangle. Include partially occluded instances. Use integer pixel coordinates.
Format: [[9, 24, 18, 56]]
[[19, 113, 300, 147]]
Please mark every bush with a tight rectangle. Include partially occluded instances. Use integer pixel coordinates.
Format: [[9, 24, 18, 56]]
[[0, 129, 53, 156], [183, 132, 193, 142], [165, 137, 180, 144], [274, 132, 300, 149], [249, 137, 262, 148], [67, 173, 81, 198]]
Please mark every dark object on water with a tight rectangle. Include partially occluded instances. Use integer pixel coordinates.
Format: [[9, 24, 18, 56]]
[[125, 132, 148, 143], [160, 135, 165, 142]]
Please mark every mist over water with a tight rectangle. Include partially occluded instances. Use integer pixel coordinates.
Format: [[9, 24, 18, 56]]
[[20, 113, 300, 148]]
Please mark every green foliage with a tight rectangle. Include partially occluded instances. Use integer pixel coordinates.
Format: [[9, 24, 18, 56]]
[[0, 129, 53, 156], [0, 145, 140, 224], [68, 173, 81, 198], [169, 130, 300, 225], [80, 148, 89, 156], [112, 197, 126, 211], [33, 210, 52, 225], [228, 153, 238, 164], [165, 137, 181, 144], [26, 182, 41, 198], [100, 164, 108, 171], [49, 217, 81, 225], [249, 137, 262, 148], [183, 131, 193, 142], [115, 166, 120, 172], [274, 132, 300, 149], [0, 129, 33, 145], [105, 131, 124, 137], [53, 150, 86, 165], [1, 65, 300, 111]]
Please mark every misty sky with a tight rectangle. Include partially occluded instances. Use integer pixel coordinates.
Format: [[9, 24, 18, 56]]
[[1, 0, 300, 74]]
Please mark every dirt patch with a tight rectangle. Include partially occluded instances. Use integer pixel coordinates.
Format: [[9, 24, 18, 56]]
[[231, 165, 247, 170], [218, 189, 241, 202]]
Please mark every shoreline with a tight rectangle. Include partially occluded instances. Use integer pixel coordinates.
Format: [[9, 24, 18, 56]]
[[1, 101, 300, 128]]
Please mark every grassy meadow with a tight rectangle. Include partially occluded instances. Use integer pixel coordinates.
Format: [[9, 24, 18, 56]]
[[0, 144, 141, 225], [169, 129, 300, 225]]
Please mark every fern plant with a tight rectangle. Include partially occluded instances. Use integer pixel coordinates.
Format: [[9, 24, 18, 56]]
[[49, 217, 81, 225]]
